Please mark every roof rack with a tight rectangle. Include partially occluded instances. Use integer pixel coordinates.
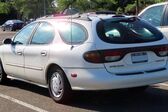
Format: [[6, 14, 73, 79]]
[[37, 11, 126, 21], [37, 13, 80, 20], [95, 11, 117, 15]]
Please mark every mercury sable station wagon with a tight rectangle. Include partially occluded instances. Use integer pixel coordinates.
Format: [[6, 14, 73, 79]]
[[0, 13, 168, 103]]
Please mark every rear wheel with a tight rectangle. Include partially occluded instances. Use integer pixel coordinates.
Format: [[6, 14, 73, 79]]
[[48, 67, 72, 103], [2, 27, 5, 31], [0, 61, 7, 84], [9, 27, 13, 31]]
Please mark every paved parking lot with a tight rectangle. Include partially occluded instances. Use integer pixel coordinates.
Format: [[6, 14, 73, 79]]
[[1, 30, 168, 112]]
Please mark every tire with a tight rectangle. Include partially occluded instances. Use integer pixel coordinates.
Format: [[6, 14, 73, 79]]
[[0, 61, 7, 84], [2, 27, 5, 31], [128, 86, 148, 93], [48, 67, 72, 103], [9, 27, 13, 31]]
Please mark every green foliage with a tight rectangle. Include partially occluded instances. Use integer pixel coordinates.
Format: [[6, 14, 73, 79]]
[[0, 0, 56, 19], [125, 3, 136, 13], [0, 0, 166, 19], [56, 0, 119, 12], [0, 2, 10, 14], [56, 0, 166, 14], [12, 0, 55, 19]]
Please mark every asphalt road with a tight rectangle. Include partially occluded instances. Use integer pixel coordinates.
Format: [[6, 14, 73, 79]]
[[1, 30, 168, 112]]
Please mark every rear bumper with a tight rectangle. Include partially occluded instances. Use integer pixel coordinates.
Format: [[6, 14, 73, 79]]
[[64, 67, 168, 90]]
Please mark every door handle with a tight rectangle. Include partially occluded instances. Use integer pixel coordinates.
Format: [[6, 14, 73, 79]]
[[41, 51, 47, 56], [17, 51, 23, 55]]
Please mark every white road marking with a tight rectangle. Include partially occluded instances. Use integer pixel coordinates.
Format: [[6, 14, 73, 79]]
[[0, 93, 48, 112], [159, 83, 168, 87]]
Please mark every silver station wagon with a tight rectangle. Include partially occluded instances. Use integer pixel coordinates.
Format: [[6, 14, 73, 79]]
[[1, 13, 168, 103]]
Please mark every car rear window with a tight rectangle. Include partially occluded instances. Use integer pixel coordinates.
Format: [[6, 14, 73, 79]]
[[96, 17, 163, 44]]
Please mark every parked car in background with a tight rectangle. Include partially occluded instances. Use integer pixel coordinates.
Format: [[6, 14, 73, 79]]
[[25, 18, 35, 25], [138, 2, 168, 38], [1, 13, 168, 103], [1, 20, 24, 31]]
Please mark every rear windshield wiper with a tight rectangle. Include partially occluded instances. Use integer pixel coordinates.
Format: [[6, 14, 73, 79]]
[[111, 17, 139, 23]]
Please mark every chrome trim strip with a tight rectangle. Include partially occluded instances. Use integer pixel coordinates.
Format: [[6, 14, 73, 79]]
[[24, 66, 43, 71], [6, 63, 24, 68], [6, 63, 43, 71]]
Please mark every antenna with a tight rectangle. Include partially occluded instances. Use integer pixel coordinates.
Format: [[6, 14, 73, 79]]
[[70, 0, 73, 49]]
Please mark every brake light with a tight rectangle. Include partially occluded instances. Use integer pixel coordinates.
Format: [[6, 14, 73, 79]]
[[154, 46, 168, 57], [83, 51, 103, 63], [83, 50, 123, 63]]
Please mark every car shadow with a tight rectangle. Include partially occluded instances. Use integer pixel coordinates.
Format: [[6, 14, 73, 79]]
[[3, 79, 50, 97], [69, 85, 168, 112], [2, 80, 168, 112]]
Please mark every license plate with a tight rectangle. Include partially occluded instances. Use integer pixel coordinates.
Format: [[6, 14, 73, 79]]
[[131, 52, 148, 64]]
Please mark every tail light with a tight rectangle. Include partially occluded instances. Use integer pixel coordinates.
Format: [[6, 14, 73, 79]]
[[154, 46, 168, 57], [83, 51, 103, 63], [83, 44, 168, 64], [103, 51, 122, 62], [83, 50, 123, 63]]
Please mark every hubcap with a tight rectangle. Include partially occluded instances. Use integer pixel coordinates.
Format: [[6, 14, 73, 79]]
[[50, 72, 63, 98]]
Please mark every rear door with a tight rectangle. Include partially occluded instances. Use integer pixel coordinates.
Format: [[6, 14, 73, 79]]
[[24, 22, 55, 84], [95, 17, 168, 74]]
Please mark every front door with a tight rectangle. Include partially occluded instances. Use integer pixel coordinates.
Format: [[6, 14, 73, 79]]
[[3, 23, 38, 79]]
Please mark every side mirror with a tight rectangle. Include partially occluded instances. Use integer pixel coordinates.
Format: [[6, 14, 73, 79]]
[[3, 38, 12, 44]]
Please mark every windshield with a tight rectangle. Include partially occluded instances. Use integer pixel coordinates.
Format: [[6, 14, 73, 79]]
[[96, 17, 163, 44]]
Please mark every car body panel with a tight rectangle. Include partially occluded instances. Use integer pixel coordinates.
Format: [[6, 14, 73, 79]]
[[2, 45, 25, 78], [24, 45, 50, 84], [64, 65, 168, 90]]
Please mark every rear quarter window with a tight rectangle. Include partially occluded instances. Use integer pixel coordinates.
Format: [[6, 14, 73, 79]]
[[57, 22, 88, 44], [97, 17, 163, 44]]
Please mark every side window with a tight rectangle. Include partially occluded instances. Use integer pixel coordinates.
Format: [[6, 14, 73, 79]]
[[31, 22, 55, 44], [13, 23, 37, 45], [57, 22, 87, 44], [140, 5, 164, 26]]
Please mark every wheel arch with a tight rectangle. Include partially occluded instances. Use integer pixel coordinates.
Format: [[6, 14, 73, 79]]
[[45, 63, 71, 87]]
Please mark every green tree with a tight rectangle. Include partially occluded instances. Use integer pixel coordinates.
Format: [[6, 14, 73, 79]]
[[0, 2, 10, 14], [1, 0, 167, 20], [12, 0, 55, 19], [56, 0, 119, 12]]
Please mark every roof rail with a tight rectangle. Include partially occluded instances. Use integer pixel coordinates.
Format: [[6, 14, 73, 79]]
[[95, 11, 117, 15], [37, 13, 81, 20], [37, 11, 126, 21]]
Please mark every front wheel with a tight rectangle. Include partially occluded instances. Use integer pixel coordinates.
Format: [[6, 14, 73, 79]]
[[48, 67, 72, 103], [0, 61, 7, 84]]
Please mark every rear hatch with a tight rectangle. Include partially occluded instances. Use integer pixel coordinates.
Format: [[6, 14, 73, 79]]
[[95, 17, 168, 75]]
